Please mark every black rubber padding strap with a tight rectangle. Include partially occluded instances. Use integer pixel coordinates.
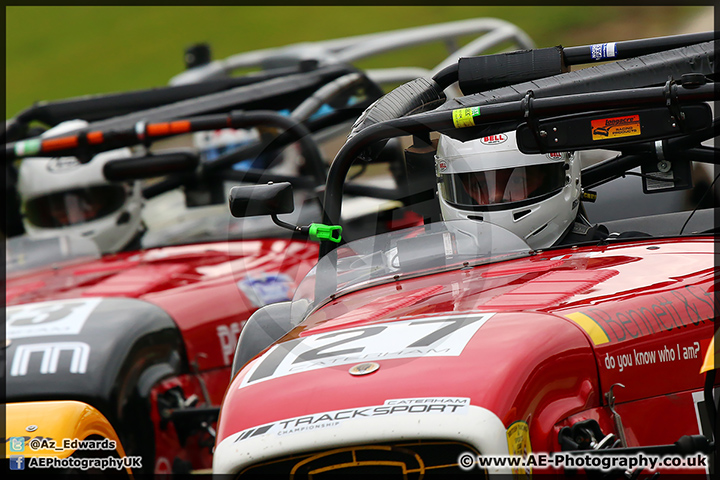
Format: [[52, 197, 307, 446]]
[[348, 77, 447, 139], [346, 77, 446, 160], [458, 46, 566, 95]]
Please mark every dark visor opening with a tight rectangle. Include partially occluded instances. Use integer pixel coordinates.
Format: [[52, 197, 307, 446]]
[[439, 163, 565, 209], [24, 185, 126, 228]]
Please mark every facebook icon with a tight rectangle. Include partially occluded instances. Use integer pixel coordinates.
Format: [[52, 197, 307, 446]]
[[9, 455, 25, 470]]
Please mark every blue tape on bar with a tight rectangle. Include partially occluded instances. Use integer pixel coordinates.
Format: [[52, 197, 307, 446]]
[[590, 42, 617, 61]]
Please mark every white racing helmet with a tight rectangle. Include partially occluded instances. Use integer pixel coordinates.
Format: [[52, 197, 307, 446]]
[[18, 120, 144, 254], [435, 130, 581, 250]]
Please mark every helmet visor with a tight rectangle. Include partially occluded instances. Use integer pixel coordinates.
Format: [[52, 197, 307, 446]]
[[439, 163, 566, 209], [24, 185, 126, 228]]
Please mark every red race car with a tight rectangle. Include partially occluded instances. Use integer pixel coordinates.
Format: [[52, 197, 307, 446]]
[[215, 31, 718, 479], [4, 18, 535, 474]]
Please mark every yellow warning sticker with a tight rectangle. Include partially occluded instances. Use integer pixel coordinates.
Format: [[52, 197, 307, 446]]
[[591, 115, 641, 141], [507, 420, 532, 479], [452, 106, 481, 128]]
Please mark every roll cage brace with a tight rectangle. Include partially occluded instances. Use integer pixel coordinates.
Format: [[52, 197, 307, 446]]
[[6, 32, 718, 239]]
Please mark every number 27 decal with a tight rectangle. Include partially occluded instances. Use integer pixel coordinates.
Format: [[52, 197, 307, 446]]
[[240, 312, 494, 388]]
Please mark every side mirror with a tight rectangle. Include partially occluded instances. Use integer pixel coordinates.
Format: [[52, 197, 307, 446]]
[[229, 182, 294, 218], [228, 181, 342, 243]]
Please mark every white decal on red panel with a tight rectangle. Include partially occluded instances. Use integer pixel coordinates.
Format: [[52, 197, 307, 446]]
[[603, 342, 701, 372], [233, 397, 470, 443], [238, 313, 493, 388], [7, 298, 102, 339], [217, 321, 245, 365]]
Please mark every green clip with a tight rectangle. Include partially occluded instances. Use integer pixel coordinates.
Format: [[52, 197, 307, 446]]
[[308, 223, 342, 243]]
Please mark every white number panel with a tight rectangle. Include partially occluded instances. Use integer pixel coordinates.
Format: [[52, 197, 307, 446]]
[[240, 312, 493, 388], [7, 298, 102, 339]]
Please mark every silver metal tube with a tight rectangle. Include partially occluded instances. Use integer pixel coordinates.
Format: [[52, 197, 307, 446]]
[[365, 67, 431, 86], [291, 73, 364, 122], [169, 18, 535, 86], [332, 18, 532, 64]]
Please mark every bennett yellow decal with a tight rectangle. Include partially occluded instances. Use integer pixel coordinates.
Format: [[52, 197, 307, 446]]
[[565, 284, 714, 345], [591, 115, 641, 141], [565, 312, 610, 346], [506, 420, 532, 479], [452, 107, 481, 128]]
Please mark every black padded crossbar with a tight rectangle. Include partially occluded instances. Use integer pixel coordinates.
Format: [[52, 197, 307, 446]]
[[458, 47, 567, 95]]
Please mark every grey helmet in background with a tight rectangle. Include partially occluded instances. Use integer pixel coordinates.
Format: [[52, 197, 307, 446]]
[[17, 120, 144, 254], [435, 130, 582, 250]]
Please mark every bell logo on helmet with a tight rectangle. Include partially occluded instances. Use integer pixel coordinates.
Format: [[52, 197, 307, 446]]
[[435, 129, 583, 250], [46, 157, 81, 173], [480, 134, 508, 145]]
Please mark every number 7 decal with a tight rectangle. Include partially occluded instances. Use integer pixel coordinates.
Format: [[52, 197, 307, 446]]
[[240, 312, 494, 388], [294, 326, 387, 364], [407, 316, 481, 348]]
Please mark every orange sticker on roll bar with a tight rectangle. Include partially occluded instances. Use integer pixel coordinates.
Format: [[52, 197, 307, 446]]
[[147, 121, 191, 137], [591, 115, 641, 141], [87, 131, 104, 144]]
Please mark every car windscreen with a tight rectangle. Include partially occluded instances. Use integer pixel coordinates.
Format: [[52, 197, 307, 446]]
[[289, 219, 532, 325]]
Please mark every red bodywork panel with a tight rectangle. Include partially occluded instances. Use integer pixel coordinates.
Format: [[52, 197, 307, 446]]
[[7, 238, 319, 472], [7, 238, 319, 372], [218, 237, 716, 463]]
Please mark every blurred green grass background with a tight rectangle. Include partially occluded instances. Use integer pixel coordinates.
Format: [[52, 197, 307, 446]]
[[6, 6, 704, 119]]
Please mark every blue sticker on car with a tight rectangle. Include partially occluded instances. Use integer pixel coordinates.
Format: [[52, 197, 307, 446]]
[[237, 273, 294, 307]]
